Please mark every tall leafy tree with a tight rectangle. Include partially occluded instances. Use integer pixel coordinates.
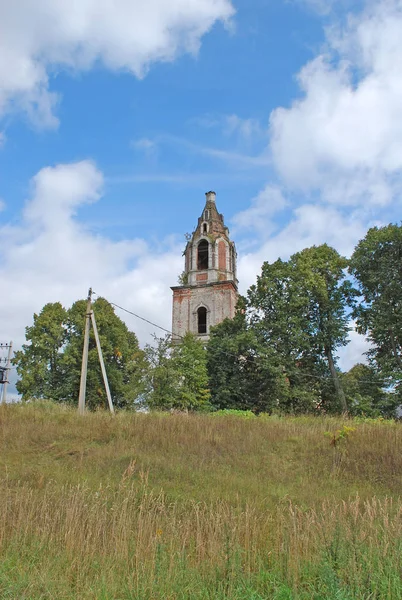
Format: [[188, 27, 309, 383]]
[[349, 224, 402, 384], [247, 245, 353, 413], [290, 245, 354, 412], [173, 333, 211, 411], [247, 259, 322, 412], [143, 335, 177, 410], [207, 313, 289, 413], [341, 364, 396, 418], [14, 297, 146, 408], [14, 303, 68, 401], [144, 333, 211, 411]]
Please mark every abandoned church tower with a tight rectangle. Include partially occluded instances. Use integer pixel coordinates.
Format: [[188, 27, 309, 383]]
[[171, 191, 238, 341]]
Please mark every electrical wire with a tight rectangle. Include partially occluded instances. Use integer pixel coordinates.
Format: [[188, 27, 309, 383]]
[[92, 292, 180, 339]]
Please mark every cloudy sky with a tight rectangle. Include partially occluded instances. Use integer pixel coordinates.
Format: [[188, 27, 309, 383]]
[[1, 0, 402, 392]]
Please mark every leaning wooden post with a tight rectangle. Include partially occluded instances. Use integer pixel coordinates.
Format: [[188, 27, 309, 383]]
[[90, 309, 115, 415], [78, 288, 92, 415], [2, 341, 13, 404]]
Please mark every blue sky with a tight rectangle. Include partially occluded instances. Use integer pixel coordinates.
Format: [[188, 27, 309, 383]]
[[1, 0, 402, 392], [1, 0, 324, 238]]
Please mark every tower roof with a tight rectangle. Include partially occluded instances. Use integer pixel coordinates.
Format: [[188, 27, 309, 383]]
[[192, 191, 229, 241]]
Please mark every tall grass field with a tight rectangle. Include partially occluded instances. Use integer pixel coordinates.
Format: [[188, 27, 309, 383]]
[[0, 402, 401, 599]]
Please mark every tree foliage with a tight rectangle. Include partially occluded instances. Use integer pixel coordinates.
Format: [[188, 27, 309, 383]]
[[13, 303, 68, 402], [289, 245, 354, 412], [246, 245, 353, 413], [341, 364, 397, 418], [350, 224, 402, 382], [144, 333, 210, 412], [207, 313, 288, 414], [14, 298, 146, 408]]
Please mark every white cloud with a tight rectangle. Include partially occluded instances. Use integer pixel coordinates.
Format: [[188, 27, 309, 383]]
[[130, 137, 158, 161], [191, 114, 221, 129], [236, 202, 368, 293], [337, 324, 371, 372], [0, 199, 5, 212], [0, 161, 183, 365], [266, 204, 369, 258], [224, 115, 263, 140], [24, 161, 103, 227], [131, 138, 156, 152], [193, 113, 265, 143], [270, 0, 402, 206], [231, 185, 288, 235], [0, 0, 234, 127], [160, 134, 270, 168]]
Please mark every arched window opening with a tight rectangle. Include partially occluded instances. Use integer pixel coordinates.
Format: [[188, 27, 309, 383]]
[[204, 209, 210, 220], [202, 222, 208, 234], [198, 307, 207, 334], [197, 240, 209, 270]]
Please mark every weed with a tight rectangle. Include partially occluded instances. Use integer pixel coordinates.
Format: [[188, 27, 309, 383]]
[[325, 425, 356, 474]]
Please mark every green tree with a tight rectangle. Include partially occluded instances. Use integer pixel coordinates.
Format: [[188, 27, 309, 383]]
[[350, 224, 402, 385], [143, 335, 180, 410], [246, 259, 322, 412], [14, 297, 146, 409], [247, 245, 353, 413], [341, 364, 396, 418], [207, 313, 288, 413], [290, 245, 354, 412], [173, 333, 211, 411], [14, 302, 68, 401], [144, 333, 211, 411]]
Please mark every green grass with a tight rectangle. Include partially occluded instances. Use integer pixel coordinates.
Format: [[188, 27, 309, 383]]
[[0, 402, 401, 598]]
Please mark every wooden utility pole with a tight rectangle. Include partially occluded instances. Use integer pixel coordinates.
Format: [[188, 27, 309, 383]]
[[78, 289, 115, 415], [91, 311, 114, 414], [78, 289, 93, 415], [1, 342, 12, 404]]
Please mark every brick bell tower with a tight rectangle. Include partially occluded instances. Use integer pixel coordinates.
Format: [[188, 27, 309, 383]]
[[171, 191, 238, 341]]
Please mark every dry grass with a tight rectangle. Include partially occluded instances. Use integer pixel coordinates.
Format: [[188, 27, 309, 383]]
[[0, 402, 401, 598]]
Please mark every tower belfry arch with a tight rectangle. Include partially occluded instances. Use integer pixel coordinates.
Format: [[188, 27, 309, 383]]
[[171, 191, 238, 341]]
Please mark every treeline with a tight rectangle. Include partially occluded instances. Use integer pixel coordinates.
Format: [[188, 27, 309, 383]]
[[14, 223, 402, 417]]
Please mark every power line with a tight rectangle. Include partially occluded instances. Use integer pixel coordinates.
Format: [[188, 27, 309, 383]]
[[93, 292, 180, 338]]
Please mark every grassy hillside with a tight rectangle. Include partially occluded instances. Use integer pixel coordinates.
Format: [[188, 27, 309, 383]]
[[0, 402, 401, 599]]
